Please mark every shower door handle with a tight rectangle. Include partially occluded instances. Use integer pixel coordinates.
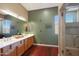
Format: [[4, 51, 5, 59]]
[[62, 50, 64, 54]]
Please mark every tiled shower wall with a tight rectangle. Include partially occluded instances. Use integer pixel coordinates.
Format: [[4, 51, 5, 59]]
[[28, 7, 58, 45]]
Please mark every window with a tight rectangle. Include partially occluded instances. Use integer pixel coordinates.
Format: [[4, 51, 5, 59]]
[[2, 20, 11, 34], [0, 20, 11, 34], [54, 11, 77, 34], [65, 11, 77, 23], [54, 15, 59, 34]]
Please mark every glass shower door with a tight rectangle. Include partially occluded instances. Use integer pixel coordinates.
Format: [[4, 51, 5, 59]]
[[64, 3, 79, 56]]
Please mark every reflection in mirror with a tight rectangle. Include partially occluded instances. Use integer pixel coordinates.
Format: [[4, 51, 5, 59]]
[[2, 20, 12, 37], [0, 15, 27, 38]]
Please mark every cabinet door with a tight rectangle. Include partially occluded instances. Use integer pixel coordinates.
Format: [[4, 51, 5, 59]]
[[16, 41, 25, 56], [8, 44, 17, 56], [24, 36, 34, 52], [0, 45, 16, 56], [27, 36, 34, 49], [2, 45, 16, 56], [25, 39, 28, 51], [2, 45, 10, 56], [8, 49, 16, 56]]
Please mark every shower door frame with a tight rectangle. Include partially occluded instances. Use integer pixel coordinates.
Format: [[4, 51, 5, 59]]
[[58, 4, 66, 56]]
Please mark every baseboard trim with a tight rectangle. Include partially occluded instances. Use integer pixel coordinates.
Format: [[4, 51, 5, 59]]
[[33, 43, 59, 47]]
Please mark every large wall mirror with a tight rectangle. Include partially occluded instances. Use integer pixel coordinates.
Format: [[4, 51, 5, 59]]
[[0, 14, 27, 38]]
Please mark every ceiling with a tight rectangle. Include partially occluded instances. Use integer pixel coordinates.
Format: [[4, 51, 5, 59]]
[[21, 3, 60, 11]]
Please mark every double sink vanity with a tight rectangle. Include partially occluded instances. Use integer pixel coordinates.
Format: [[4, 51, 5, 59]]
[[0, 34, 35, 56], [0, 8, 34, 56]]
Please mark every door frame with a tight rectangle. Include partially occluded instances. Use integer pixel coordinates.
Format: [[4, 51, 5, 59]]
[[58, 4, 66, 56]]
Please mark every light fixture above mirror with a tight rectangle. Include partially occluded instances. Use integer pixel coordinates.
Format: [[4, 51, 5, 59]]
[[0, 9, 27, 22]]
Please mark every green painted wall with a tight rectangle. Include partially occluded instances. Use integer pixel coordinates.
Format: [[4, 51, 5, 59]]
[[28, 7, 58, 45]]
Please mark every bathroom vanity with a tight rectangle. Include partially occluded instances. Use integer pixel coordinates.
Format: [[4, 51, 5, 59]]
[[0, 34, 34, 56], [0, 5, 31, 56]]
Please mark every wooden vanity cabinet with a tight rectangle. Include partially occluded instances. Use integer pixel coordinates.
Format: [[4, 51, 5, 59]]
[[0, 35, 34, 56]]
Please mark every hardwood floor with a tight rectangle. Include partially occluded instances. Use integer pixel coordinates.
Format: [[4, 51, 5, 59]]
[[22, 45, 58, 56]]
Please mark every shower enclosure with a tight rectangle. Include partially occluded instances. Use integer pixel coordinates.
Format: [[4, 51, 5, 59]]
[[59, 3, 79, 56]]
